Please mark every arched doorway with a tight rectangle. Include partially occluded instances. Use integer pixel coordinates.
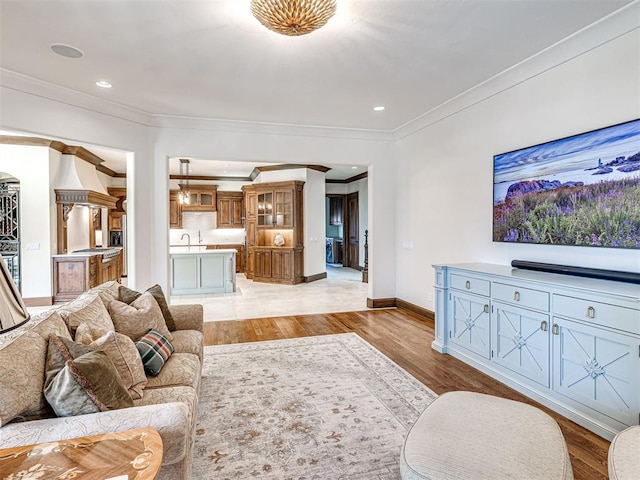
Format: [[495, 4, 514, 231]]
[[0, 175, 21, 292]]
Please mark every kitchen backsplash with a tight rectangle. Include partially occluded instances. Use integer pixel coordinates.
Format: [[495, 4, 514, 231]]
[[169, 228, 245, 245]]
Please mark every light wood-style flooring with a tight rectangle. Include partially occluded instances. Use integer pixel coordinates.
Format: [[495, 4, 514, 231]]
[[203, 308, 610, 480]]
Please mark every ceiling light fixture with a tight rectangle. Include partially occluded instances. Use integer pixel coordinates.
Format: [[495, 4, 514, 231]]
[[96, 80, 112, 89], [178, 159, 191, 204], [373, 106, 385, 111], [250, 0, 337, 36]]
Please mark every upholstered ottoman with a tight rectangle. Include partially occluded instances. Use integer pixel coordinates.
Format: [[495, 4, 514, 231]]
[[400, 391, 573, 480], [609, 426, 640, 480]]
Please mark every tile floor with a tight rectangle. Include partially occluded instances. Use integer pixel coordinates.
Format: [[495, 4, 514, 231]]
[[171, 265, 370, 321]]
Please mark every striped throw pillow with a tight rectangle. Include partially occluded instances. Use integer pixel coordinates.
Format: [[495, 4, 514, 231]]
[[135, 328, 175, 376]]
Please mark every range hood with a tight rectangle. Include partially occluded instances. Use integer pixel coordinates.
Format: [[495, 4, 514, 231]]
[[54, 154, 118, 209]]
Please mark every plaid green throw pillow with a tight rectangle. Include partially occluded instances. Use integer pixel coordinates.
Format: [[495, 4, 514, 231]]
[[135, 328, 175, 376]]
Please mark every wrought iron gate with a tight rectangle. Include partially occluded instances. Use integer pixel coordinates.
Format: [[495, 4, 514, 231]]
[[0, 182, 21, 291]]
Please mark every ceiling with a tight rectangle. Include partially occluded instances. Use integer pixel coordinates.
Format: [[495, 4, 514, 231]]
[[0, 1, 633, 179]]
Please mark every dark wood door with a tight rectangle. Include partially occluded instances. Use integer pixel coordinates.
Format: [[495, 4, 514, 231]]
[[345, 192, 359, 269]]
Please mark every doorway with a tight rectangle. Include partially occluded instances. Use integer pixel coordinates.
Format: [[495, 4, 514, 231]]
[[344, 192, 359, 269]]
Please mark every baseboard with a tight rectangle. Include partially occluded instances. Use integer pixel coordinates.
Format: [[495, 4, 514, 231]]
[[23, 297, 53, 307], [305, 272, 327, 283], [367, 297, 396, 308], [395, 299, 435, 322], [367, 297, 435, 325]]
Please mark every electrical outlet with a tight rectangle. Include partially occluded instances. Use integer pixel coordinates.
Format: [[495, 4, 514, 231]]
[[402, 241, 413, 250], [26, 242, 40, 250]]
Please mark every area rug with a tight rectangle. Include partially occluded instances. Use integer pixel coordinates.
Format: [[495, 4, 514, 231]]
[[192, 333, 438, 479]]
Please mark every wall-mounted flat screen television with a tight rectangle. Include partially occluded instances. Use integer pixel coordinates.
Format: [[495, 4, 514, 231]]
[[493, 118, 640, 249]]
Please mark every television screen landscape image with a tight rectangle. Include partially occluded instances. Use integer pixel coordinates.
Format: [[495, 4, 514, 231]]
[[493, 118, 640, 249]]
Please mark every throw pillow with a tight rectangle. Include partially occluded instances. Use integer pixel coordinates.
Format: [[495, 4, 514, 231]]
[[135, 328, 175, 376], [57, 294, 115, 338], [75, 326, 147, 400], [109, 292, 173, 342], [43, 335, 133, 417], [119, 284, 176, 331]]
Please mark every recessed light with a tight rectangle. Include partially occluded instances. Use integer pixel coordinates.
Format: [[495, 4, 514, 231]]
[[50, 43, 84, 59], [373, 106, 385, 111], [96, 80, 112, 89], [351, 166, 358, 169]]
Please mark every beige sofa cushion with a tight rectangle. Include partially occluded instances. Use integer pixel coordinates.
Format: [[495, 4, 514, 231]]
[[145, 353, 201, 390], [170, 330, 204, 361], [109, 293, 173, 341], [76, 326, 148, 400], [0, 312, 70, 426], [57, 294, 115, 338]]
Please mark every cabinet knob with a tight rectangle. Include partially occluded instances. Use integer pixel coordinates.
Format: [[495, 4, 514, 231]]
[[540, 320, 548, 332], [513, 291, 520, 302], [483, 304, 489, 314], [586, 306, 595, 319], [465, 280, 471, 289], [552, 323, 559, 335]]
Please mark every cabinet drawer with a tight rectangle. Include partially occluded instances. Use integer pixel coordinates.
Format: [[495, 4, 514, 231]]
[[450, 273, 490, 297], [493, 282, 550, 312], [554, 294, 640, 335]]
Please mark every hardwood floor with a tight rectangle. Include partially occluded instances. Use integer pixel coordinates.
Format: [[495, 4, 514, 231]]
[[203, 308, 611, 480]]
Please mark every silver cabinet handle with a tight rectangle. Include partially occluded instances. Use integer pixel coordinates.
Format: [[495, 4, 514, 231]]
[[586, 306, 595, 319], [541, 321, 548, 332], [552, 324, 559, 335], [465, 280, 471, 289], [483, 304, 489, 314], [514, 291, 520, 302]]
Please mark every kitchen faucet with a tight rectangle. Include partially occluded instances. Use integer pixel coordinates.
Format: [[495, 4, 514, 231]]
[[181, 233, 191, 249]]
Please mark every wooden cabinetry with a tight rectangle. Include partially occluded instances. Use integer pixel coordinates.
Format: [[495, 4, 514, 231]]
[[328, 196, 343, 225], [216, 192, 244, 228], [181, 185, 217, 211], [107, 188, 126, 232], [433, 263, 640, 440], [243, 181, 304, 284], [169, 190, 182, 229], [52, 251, 122, 304]]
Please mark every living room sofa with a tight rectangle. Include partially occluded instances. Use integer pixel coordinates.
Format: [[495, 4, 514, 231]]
[[0, 281, 204, 480]]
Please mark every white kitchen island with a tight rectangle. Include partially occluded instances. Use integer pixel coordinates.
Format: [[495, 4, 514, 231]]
[[169, 247, 236, 295]]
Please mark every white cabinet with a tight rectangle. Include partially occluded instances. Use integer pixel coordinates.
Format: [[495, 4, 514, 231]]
[[170, 249, 236, 295], [433, 263, 640, 440]]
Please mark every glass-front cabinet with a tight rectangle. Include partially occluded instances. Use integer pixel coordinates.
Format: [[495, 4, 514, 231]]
[[257, 192, 273, 226]]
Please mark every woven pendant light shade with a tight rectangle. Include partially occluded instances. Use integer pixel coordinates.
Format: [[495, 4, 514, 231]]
[[250, 0, 337, 36]]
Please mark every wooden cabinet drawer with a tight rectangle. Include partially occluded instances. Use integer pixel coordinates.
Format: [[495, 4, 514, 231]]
[[450, 273, 490, 297], [553, 294, 640, 335], [493, 282, 550, 312]]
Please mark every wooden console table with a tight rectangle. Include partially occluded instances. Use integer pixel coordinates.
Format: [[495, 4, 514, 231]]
[[0, 427, 163, 480]]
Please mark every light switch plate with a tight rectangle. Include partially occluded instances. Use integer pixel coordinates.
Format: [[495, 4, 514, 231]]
[[401, 241, 413, 250]]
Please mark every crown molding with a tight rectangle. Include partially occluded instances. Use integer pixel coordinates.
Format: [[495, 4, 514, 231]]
[[392, 1, 640, 140]]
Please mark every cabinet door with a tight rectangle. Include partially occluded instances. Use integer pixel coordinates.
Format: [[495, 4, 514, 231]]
[[245, 191, 257, 219], [449, 291, 491, 358], [274, 189, 293, 227], [217, 198, 233, 227], [199, 255, 225, 289], [169, 192, 182, 228], [109, 214, 123, 231], [553, 318, 640, 427], [232, 198, 244, 228], [254, 250, 272, 278], [492, 301, 550, 387], [272, 250, 283, 279], [171, 256, 198, 290], [257, 192, 273, 227]]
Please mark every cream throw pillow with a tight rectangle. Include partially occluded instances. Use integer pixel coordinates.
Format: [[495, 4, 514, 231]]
[[75, 325, 147, 400], [108, 292, 173, 342]]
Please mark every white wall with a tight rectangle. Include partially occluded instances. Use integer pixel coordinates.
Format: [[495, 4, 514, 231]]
[[302, 169, 326, 277], [0, 144, 58, 299], [394, 29, 640, 311]]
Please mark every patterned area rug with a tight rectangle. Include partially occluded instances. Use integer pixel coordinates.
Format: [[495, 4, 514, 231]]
[[193, 333, 438, 479]]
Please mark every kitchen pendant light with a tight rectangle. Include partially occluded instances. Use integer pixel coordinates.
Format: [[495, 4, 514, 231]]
[[250, 0, 337, 36], [179, 159, 191, 204]]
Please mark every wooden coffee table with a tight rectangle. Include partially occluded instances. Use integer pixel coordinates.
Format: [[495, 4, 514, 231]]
[[0, 427, 163, 480]]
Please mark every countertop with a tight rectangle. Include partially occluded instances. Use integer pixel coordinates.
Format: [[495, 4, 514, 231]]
[[170, 246, 237, 254]]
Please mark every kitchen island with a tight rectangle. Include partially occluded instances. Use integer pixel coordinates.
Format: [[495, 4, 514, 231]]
[[169, 246, 236, 295]]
